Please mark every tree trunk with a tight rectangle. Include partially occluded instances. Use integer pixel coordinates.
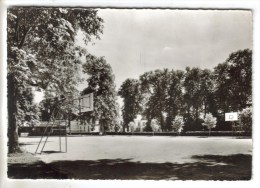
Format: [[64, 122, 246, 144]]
[[187, 104, 191, 119], [204, 101, 207, 118], [68, 110, 71, 134], [126, 123, 129, 132], [146, 117, 152, 132], [99, 120, 104, 135], [122, 123, 125, 133], [195, 107, 199, 120], [99, 119, 106, 135], [7, 74, 20, 153], [160, 113, 164, 132]]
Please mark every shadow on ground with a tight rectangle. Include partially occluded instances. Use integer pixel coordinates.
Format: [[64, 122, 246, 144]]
[[8, 161, 68, 179], [8, 154, 251, 180]]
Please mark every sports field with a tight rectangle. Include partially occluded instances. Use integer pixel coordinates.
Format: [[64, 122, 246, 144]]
[[8, 136, 252, 180]]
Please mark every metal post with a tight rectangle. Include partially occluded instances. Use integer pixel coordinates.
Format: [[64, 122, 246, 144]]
[[40, 108, 59, 154], [79, 98, 81, 114], [59, 119, 61, 152], [65, 126, 67, 152], [68, 109, 71, 135], [35, 107, 57, 154], [231, 122, 234, 136]]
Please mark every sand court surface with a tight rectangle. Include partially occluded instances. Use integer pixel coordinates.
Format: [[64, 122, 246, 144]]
[[19, 136, 252, 164]]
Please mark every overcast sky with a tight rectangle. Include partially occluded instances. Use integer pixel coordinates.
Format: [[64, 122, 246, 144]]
[[78, 9, 252, 90], [35, 9, 252, 103]]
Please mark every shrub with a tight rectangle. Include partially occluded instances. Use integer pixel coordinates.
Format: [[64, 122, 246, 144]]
[[202, 113, 217, 136], [151, 119, 161, 132], [183, 116, 204, 132], [135, 126, 141, 132], [239, 107, 252, 136], [143, 122, 153, 132], [172, 116, 184, 135], [128, 121, 136, 133]]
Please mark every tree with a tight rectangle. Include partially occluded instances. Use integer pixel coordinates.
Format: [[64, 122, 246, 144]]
[[200, 69, 216, 117], [82, 55, 118, 134], [184, 67, 203, 119], [139, 69, 169, 132], [165, 70, 185, 131], [214, 49, 252, 112], [171, 115, 185, 135], [202, 113, 217, 136], [7, 7, 103, 153], [118, 79, 142, 132], [183, 67, 204, 131]]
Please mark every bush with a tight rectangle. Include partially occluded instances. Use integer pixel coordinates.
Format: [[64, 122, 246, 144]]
[[183, 116, 204, 132], [151, 119, 161, 132], [202, 113, 217, 136], [172, 116, 184, 135], [128, 121, 136, 133], [135, 126, 141, 132], [143, 125, 153, 132], [239, 107, 252, 136]]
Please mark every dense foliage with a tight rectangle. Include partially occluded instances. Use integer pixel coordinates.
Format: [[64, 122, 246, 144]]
[[238, 107, 252, 135], [119, 49, 252, 133], [82, 55, 118, 133], [7, 7, 103, 152], [118, 79, 142, 132]]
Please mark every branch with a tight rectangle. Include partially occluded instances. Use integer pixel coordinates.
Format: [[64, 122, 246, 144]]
[[18, 27, 31, 49], [15, 19, 20, 45]]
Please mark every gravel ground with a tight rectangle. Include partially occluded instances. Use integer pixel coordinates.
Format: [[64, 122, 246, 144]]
[[19, 136, 252, 164]]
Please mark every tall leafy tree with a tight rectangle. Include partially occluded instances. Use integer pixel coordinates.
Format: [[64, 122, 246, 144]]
[[165, 70, 185, 131], [183, 67, 218, 131], [118, 79, 142, 132], [140, 69, 169, 132], [7, 7, 103, 152], [200, 69, 216, 117], [82, 55, 118, 133], [183, 67, 206, 131], [183, 67, 203, 119], [214, 49, 252, 112], [213, 49, 252, 131]]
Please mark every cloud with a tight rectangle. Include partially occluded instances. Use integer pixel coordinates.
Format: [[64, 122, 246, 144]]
[[162, 46, 173, 51]]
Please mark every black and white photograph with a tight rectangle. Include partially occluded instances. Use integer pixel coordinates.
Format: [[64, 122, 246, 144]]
[[1, 0, 260, 187]]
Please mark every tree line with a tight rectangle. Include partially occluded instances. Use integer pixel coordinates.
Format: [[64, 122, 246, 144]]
[[119, 49, 252, 133]]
